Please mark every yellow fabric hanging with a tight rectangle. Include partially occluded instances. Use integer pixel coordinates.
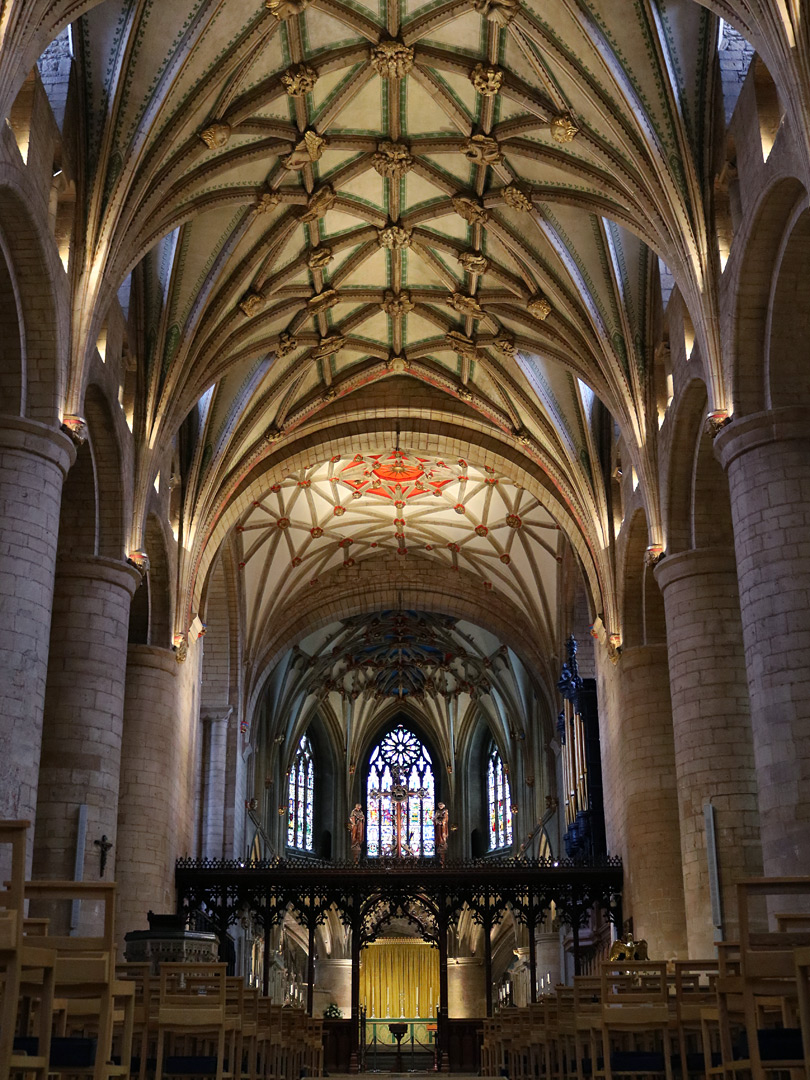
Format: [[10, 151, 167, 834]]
[[360, 939, 439, 1018]]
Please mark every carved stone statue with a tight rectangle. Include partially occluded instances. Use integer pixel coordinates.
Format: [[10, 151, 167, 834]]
[[434, 803, 448, 865], [348, 803, 365, 862]]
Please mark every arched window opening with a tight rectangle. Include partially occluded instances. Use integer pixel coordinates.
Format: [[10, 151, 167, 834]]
[[366, 725, 435, 858], [487, 742, 512, 851], [287, 734, 314, 852]]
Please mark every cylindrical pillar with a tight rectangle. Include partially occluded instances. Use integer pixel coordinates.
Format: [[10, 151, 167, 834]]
[[655, 548, 763, 954], [447, 957, 484, 1018], [716, 408, 810, 876], [115, 645, 179, 948], [0, 418, 74, 854], [315, 958, 352, 1015], [32, 558, 140, 917], [619, 645, 688, 959], [534, 932, 561, 994], [200, 711, 230, 858]]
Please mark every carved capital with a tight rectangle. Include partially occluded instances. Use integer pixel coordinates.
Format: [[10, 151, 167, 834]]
[[446, 330, 477, 358], [458, 251, 489, 274], [371, 39, 414, 78], [550, 113, 579, 143], [311, 334, 345, 360], [265, 0, 310, 18], [308, 289, 340, 315], [127, 549, 151, 577], [199, 121, 231, 149], [377, 224, 413, 249], [307, 246, 333, 269], [644, 544, 665, 568], [281, 63, 318, 96], [452, 194, 490, 225], [373, 140, 414, 178], [276, 331, 298, 357], [382, 290, 415, 316], [471, 0, 519, 23], [263, 422, 286, 444], [239, 290, 265, 317], [61, 414, 88, 445], [254, 190, 280, 214], [301, 184, 337, 221], [447, 292, 484, 317], [527, 294, 551, 320], [492, 331, 516, 356], [502, 184, 532, 211], [282, 129, 328, 170], [705, 409, 731, 437], [470, 63, 504, 96]]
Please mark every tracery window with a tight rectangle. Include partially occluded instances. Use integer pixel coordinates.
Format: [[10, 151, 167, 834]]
[[366, 725, 435, 857], [487, 741, 512, 850], [287, 734, 314, 851]]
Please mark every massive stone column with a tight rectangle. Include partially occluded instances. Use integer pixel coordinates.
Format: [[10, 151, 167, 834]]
[[200, 710, 231, 858], [0, 417, 74, 852], [116, 645, 179, 947], [618, 645, 688, 959], [32, 556, 140, 929], [655, 549, 762, 955], [716, 408, 810, 876]]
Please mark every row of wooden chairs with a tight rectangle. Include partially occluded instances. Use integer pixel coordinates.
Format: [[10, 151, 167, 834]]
[[0, 821, 323, 1080], [483, 878, 810, 1080]]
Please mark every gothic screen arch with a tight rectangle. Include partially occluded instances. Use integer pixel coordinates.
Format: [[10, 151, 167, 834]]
[[366, 725, 435, 857], [288, 733, 314, 852]]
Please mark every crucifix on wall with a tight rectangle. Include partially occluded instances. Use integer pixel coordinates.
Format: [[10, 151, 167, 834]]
[[369, 765, 428, 857]]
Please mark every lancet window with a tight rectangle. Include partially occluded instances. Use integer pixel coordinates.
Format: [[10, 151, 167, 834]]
[[287, 734, 314, 851], [366, 725, 435, 857], [487, 741, 512, 850]]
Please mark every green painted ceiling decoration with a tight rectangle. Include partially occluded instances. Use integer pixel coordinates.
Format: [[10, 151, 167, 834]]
[[52, 0, 735, 640]]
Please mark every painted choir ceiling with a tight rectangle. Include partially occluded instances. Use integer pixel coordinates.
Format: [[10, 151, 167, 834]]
[[58, 0, 727, 663]]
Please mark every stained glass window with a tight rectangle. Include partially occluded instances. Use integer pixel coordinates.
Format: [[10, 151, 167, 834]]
[[366, 725, 435, 857], [487, 741, 512, 850], [287, 734, 314, 851]]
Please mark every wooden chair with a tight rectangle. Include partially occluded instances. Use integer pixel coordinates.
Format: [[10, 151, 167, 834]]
[[0, 822, 57, 1080], [154, 963, 237, 1080], [795, 946, 810, 1080], [734, 877, 809, 1078], [22, 880, 129, 1080], [671, 960, 718, 1078], [572, 976, 603, 1080], [597, 961, 674, 1080]]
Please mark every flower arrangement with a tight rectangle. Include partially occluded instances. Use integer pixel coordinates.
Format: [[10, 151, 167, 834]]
[[323, 1003, 343, 1018]]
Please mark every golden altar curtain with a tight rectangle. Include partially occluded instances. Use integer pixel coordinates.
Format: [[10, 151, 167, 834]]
[[360, 939, 439, 1018]]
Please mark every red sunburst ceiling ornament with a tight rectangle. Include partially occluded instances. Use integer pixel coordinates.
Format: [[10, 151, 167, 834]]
[[339, 451, 456, 501]]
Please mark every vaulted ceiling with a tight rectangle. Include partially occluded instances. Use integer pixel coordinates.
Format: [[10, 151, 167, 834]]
[[12, 0, 783, 671]]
